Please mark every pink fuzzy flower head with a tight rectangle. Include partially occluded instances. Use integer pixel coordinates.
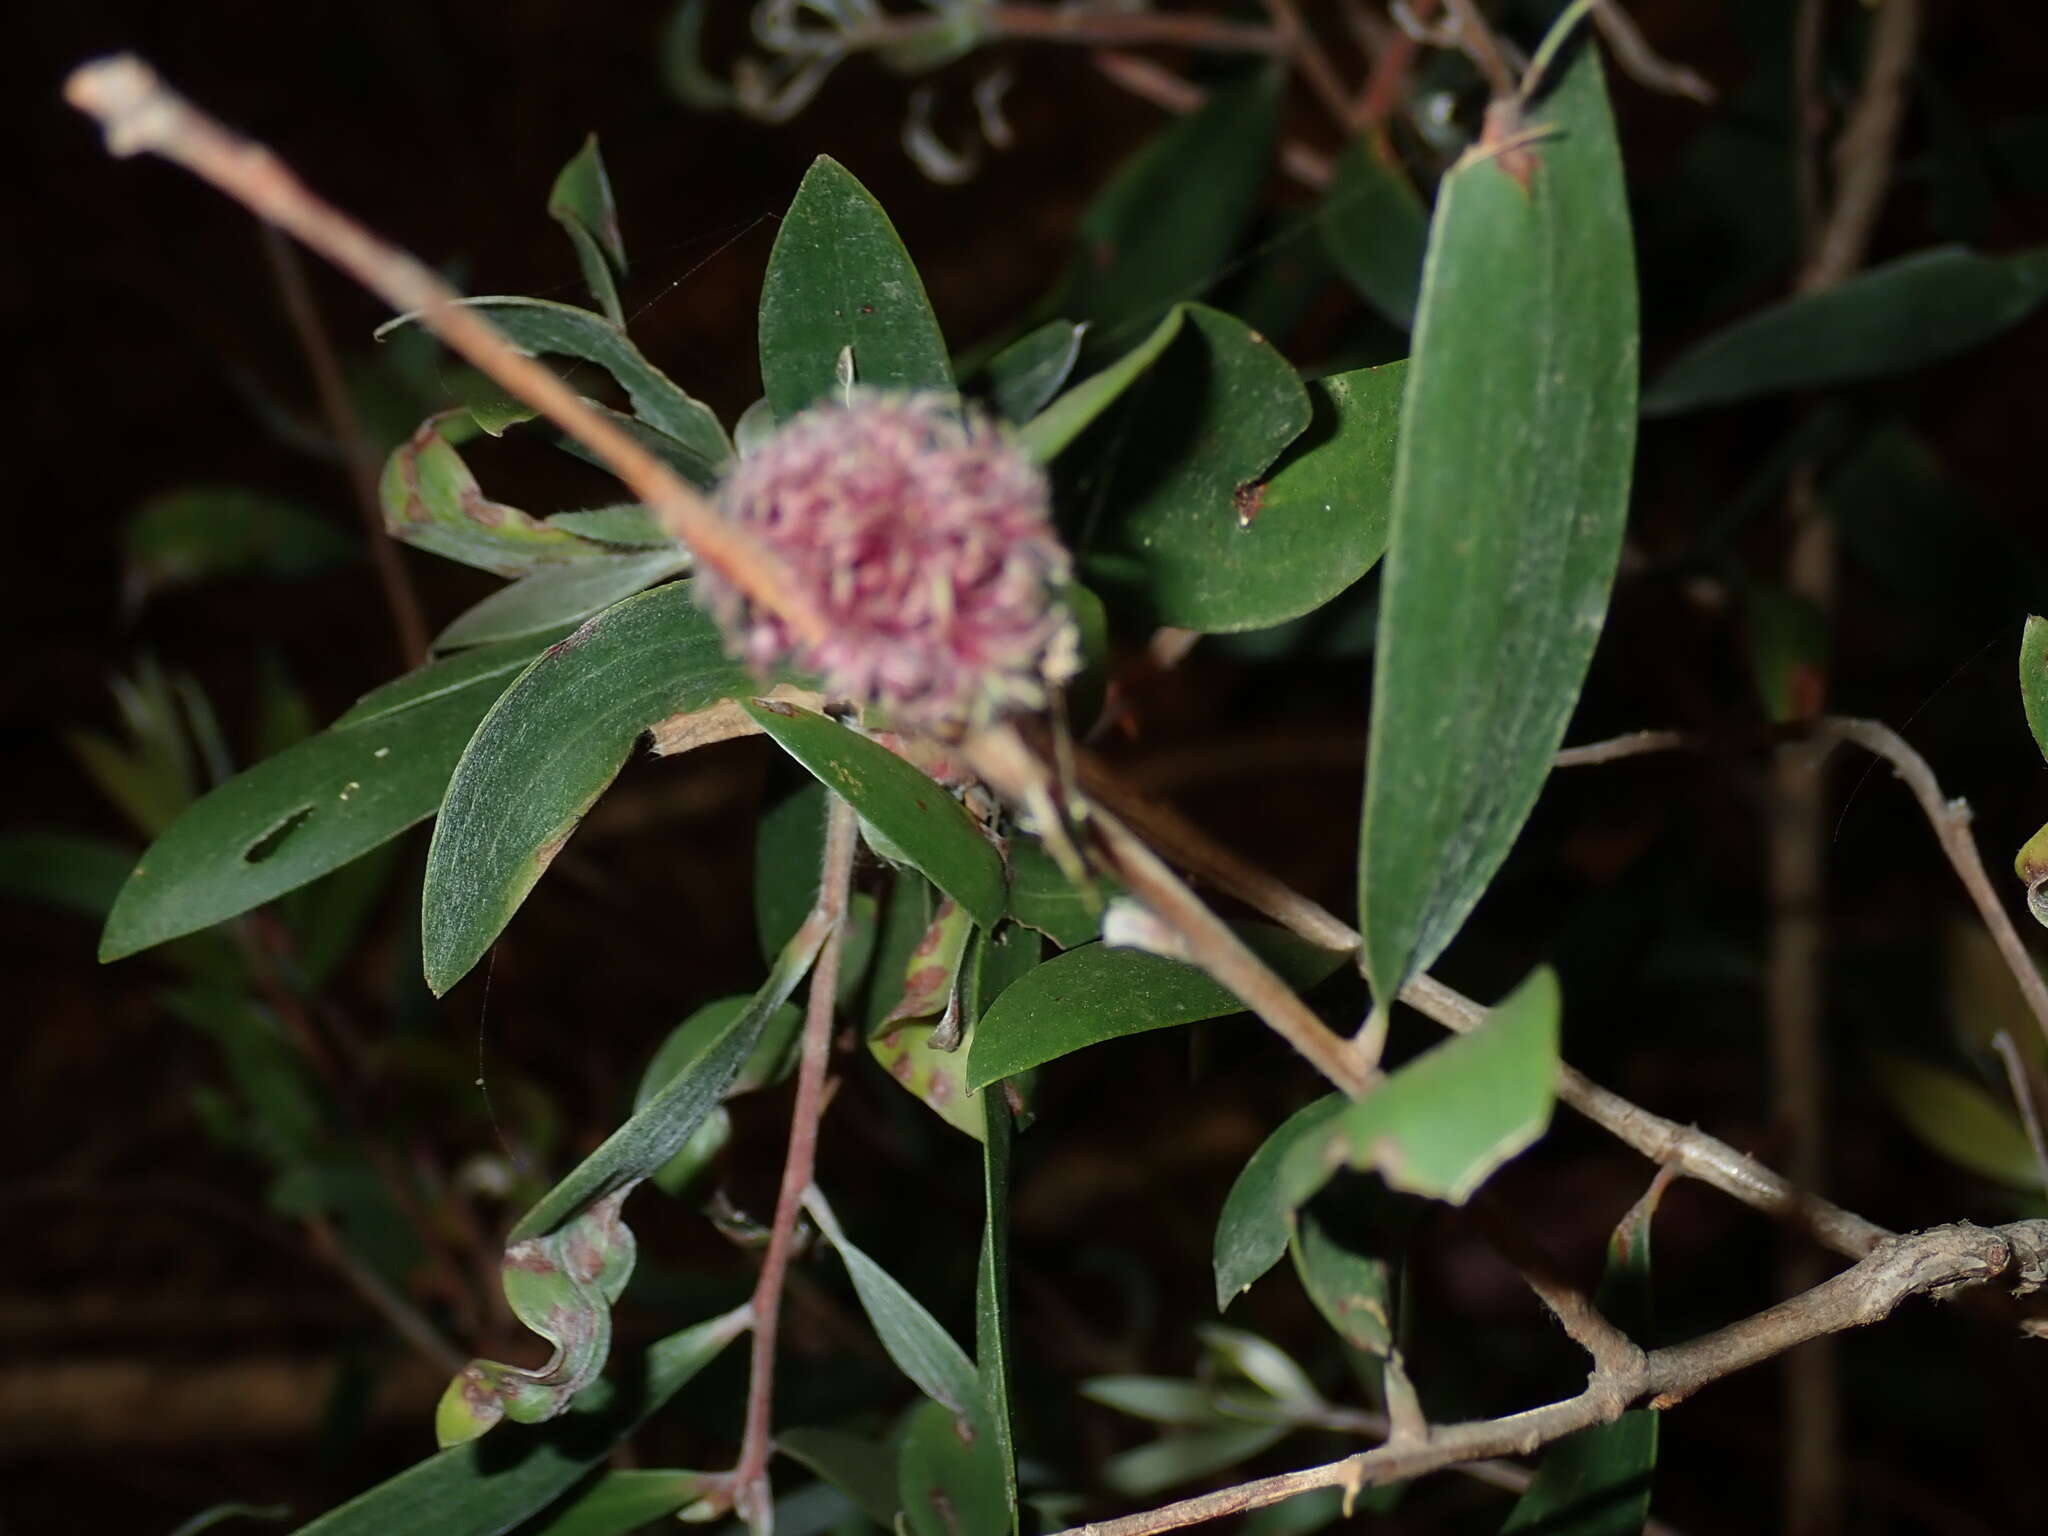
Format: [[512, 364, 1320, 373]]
[[699, 391, 1079, 733]]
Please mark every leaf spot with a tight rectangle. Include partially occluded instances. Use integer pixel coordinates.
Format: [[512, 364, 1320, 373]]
[[244, 807, 315, 864]]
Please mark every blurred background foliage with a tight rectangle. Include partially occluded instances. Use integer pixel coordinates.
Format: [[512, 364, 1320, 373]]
[[9, 0, 2048, 1530]]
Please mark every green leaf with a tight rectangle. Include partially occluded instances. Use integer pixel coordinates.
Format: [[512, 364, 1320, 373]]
[[1642, 246, 2048, 415], [1103, 1423, 1288, 1500], [122, 488, 354, 600], [1744, 585, 1828, 723], [1006, 834, 1106, 949], [897, 1397, 1010, 1536], [1289, 1204, 1395, 1356], [377, 297, 730, 475], [1500, 1416, 1657, 1536], [101, 636, 557, 962], [166, 1503, 290, 1536], [291, 1310, 744, 1536], [520, 1470, 709, 1536], [637, 996, 807, 1109], [2021, 616, 2048, 765], [1319, 138, 1429, 329], [1080, 1378, 1227, 1427], [0, 830, 136, 921], [548, 135, 628, 327], [1359, 51, 1637, 1003], [778, 1428, 902, 1530], [381, 413, 619, 576], [976, 1087, 1020, 1533], [545, 505, 671, 548], [756, 781, 829, 962], [434, 551, 691, 651], [1057, 72, 1277, 353], [742, 701, 1005, 929], [806, 1187, 980, 1416], [1157, 359, 1402, 633], [1279, 967, 1562, 1214], [1871, 1052, 2043, 1189], [1017, 306, 1184, 464], [518, 931, 828, 1242], [1080, 305, 1315, 630], [984, 320, 1086, 424], [422, 581, 749, 995], [758, 156, 952, 420], [966, 924, 1347, 1090], [658, 0, 733, 110]]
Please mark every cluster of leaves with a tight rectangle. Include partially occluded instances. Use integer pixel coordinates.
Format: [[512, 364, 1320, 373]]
[[27, 5, 2048, 1534]]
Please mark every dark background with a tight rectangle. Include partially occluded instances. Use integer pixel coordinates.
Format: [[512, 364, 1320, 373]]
[[8, 2, 2048, 1532]]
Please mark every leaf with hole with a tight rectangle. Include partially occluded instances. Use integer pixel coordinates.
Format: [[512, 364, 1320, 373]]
[[1359, 50, 1637, 1005], [101, 634, 560, 962], [967, 924, 1346, 1091], [742, 701, 1005, 929], [548, 134, 627, 326], [758, 156, 952, 420], [1642, 245, 2048, 415], [422, 581, 750, 995]]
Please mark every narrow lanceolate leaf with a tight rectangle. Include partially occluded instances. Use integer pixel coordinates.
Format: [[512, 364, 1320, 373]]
[[521, 1470, 714, 1536], [422, 582, 749, 995], [1081, 305, 1314, 631], [778, 1429, 902, 1529], [1058, 70, 1277, 355], [805, 1187, 981, 1416], [1213, 1096, 1347, 1308], [967, 924, 1347, 1091], [122, 487, 355, 599], [977, 1093, 1021, 1533], [1360, 51, 1637, 1004], [548, 134, 628, 326], [101, 635, 559, 962], [984, 319, 1086, 425], [1278, 967, 1561, 1215], [381, 414, 617, 576], [1319, 137, 1429, 329], [1871, 1052, 2044, 1189], [2020, 616, 2048, 763], [1017, 306, 1184, 464], [377, 297, 731, 475], [758, 156, 952, 420], [290, 1309, 745, 1536], [1642, 245, 2048, 415], [434, 550, 691, 651], [742, 701, 1006, 929]]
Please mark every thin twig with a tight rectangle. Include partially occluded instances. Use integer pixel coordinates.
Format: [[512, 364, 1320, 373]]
[[1090, 52, 1333, 189], [259, 224, 428, 668], [1991, 1032, 2048, 1191], [65, 55, 830, 656], [1440, 0, 1520, 101], [1819, 717, 2048, 1052], [731, 794, 860, 1531], [1552, 729, 1696, 768], [985, 6, 1283, 54], [1590, 2, 1715, 102], [1259, 0, 1359, 135], [1801, 0, 1923, 292], [1051, 1220, 2046, 1536]]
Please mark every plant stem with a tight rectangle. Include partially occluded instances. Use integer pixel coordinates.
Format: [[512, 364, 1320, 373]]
[[65, 56, 832, 657], [259, 224, 428, 669], [733, 794, 860, 1531]]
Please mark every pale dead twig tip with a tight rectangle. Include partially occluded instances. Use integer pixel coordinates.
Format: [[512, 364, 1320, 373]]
[[65, 53, 177, 157]]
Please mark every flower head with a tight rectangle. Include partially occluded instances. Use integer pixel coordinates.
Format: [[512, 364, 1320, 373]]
[[699, 390, 1078, 732]]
